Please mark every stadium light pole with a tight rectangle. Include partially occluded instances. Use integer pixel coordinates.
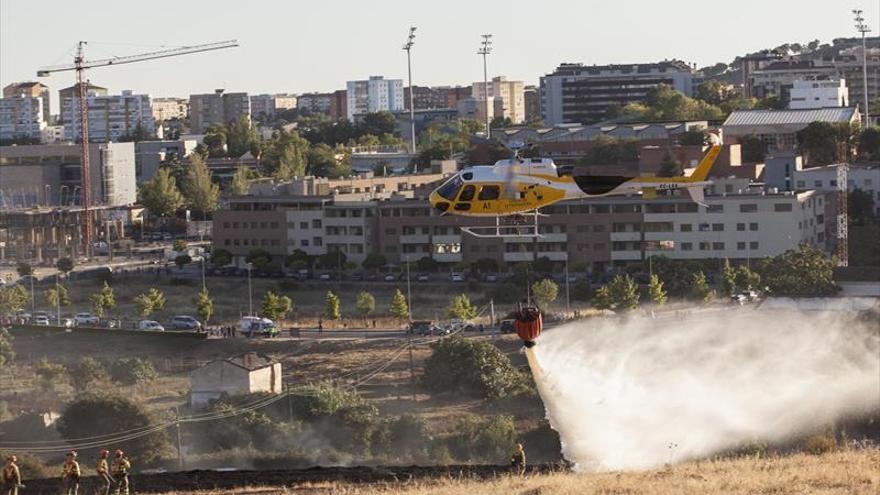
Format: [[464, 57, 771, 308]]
[[478, 34, 493, 137], [403, 27, 417, 155], [853, 9, 872, 126]]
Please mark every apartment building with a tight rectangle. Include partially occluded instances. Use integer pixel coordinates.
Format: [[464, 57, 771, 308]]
[[3, 82, 50, 123], [297, 92, 333, 114], [471, 76, 526, 123], [151, 97, 189, 122], [540, 60, 697, 125], [523, 85, 540, 123], [789, 78, 848, 109], [189, 90, 250, 133], [0, 95, 46, 141], [213, 179, 831, 273], [0, 142, 136, 208], [346, 76, 404, 120], [61, 90, 156, 142], [57, 83, 107, 124]]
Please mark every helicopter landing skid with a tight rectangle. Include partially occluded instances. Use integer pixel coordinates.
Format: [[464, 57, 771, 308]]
[[459, 211, 546, 239]]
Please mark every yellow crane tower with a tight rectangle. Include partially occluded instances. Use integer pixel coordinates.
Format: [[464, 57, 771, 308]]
[[36, 40, 239, 257]]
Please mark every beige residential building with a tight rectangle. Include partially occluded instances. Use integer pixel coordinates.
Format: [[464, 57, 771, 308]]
[[3, 82, 50, 122], [472, 76, 526, 123], [151, 97, 188, 122]]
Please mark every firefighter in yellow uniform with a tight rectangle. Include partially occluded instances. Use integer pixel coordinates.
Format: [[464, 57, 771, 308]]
[[61, 451, 81, 495], [2, 455, 22, 495], [510, 443, 526, 476], [111, 450, 130, 495], [95, 450, 114, 495]]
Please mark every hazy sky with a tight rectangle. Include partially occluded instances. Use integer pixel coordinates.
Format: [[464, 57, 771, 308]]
[[1, 0, 878, 113]]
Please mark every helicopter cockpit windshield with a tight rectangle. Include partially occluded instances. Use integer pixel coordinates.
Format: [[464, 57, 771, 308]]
[[435, 174, 463, 200]]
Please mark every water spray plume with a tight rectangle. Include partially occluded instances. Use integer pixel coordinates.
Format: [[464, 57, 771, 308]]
[[526, 311, 880, 471]]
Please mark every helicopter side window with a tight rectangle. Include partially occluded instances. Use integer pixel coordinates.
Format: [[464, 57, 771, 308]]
[[436, 175, 463, 200], [459, 185, 476, 202], [478, 185, 500, 201]]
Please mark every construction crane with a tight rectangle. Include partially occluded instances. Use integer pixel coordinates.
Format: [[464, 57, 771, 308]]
[[36, 40, 239, 257]]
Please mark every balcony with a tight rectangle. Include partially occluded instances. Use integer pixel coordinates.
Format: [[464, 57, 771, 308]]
[[433, 252, 463, 263], [503, 232, 568, 243], [610, 231, 641, 242], [433, 234, 462, 244], [400, 234, 430, 244], [611, 250, 642, 261]]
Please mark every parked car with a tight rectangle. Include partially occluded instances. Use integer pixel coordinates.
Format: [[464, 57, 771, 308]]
[[59, 317, 74, 328], [416, 273, 430, 282], [449, 272, 465, 282], [138, 320, 165, 331], [74, 312, 100, 327], [499, 319, 516, 333], [318, 272, 332, 281], [409, 320, 442, 335], [169, 315, 202, 330], [239, 316, 278, 337], [162, 233, 173, 241], [33, 315, 51, 326], [383, 273, 397, 282], [483, 273, 498, 283]]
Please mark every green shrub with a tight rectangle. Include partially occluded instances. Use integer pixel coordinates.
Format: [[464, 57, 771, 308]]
[[446, 415, 516, 463], [110, 357, 157, 385], [69, 356, 108, 392], [56, 392, 169, 465], [35, 359, 67, 391], [422, 336, 525, 400]]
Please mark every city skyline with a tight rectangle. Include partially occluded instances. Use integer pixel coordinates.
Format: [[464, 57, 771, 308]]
[[2, 0, 876, 115]]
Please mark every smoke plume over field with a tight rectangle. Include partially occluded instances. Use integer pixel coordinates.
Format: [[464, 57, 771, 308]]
[[527, 310, 880, 471]]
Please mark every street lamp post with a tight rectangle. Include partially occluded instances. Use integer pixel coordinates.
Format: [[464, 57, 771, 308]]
[[478, 34, 493, 137], [853, 9, 872, 126], [55, 273, 61, 325], [247, 262, 253, 316], [403, 27, 417, 155], [201, 256, 206, 291], [405, 254, 412, 323]]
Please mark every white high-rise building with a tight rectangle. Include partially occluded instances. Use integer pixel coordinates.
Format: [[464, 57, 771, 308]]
[[0, 95, 46, 141], [346, 76, 404, 120], [62, 90, 155, 142], [789, 78, 848, 109], [472, 76, 525, 123]]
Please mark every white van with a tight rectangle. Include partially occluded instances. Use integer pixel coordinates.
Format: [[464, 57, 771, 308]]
[[239, 316, 278, 337]]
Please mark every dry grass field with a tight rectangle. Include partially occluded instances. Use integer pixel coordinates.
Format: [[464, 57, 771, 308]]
[[163, 449, 880, 495]]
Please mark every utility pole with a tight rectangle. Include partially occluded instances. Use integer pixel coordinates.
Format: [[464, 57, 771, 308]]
[[55, 273, 61, 325], [247, 262, 253, 316], [201, 256, 206, 291], [408, 338, 416, 401], [174, 406, 184, 471], [405, 255, 413, 323], [403, 27, 417, 154], [478, 34, 493, 137], [564, 260, 571, 315], [30, 274, 35, 315], [853, 10, 872, 126]]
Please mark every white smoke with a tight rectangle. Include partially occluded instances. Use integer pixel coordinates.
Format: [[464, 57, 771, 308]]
[[527, 310, 880, 471]]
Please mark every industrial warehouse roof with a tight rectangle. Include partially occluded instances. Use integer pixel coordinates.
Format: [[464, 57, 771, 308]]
[[723, 107, 859, 127]]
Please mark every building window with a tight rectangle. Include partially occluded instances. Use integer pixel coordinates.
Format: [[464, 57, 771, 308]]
[[713, 242, 725, 250], [593, 224, 606, 232], [271, 239, 279, 246], [814, 180, 822, 187], [736, 223, 745, 231], [243, 239, 249, 246], [750, 241, 759, 250], [749, 223, 758, 231], [681, 242, 693, 251], [301, 239, 309, 247], [698, 223, 710, 232], [737, 242, 746, 250], [224, 239, 231, 246], [796, 180, 805, 188], [270, 222, 279, 228], [817, 214, 824, 224], [774, 203, 793, 212], [712, 223, 724, 232], [707, 204, 723, 213], [312, 219, 322, 228], [576, 225, 590, 233], [680, 224, 692, 232], [385, 228, 397, 235], [300, 222, 308, 229], [313, 237, 323, 246], [699, 242, 710, 251], [223, 222, 230, 228], [740, 204, 758, 213]]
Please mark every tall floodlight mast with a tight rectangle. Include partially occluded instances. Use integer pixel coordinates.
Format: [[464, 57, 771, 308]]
[[478, 34, 493, 137], [853, 9, 871, 126], [403, 27, 417, 154]]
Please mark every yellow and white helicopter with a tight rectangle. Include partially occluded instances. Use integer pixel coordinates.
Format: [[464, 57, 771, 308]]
[[429, 134, 722, 238]]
